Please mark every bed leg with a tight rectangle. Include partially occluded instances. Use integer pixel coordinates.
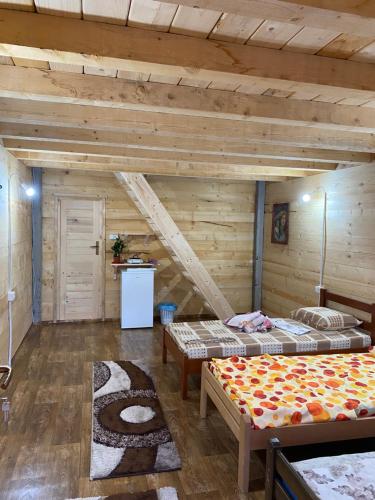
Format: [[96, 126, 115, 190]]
[[162, 329, 167, 364], [265, 438, 280, 500], [181, 358, 188, 400], [200, 363, 208, 418], [238, 416, 251, 494]]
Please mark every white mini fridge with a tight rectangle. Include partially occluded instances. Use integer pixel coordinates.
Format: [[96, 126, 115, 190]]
[[121, 268, 156, 329]]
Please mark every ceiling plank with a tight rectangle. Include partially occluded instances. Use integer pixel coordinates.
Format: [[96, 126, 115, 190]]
[[4, 137, 369, 165], [157, 0, 375, 38], [21, 159, 290, 182], [1, 9, 375, 99], [82, 0, 130, 25], [34, 0, 81, 17], [11, 149, 336, 172], [1, 66, 375, 135]]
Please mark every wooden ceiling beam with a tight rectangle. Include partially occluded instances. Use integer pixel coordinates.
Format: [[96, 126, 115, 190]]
[[10, 150, 336, 172], [1, 90, 375, 137], [5, 137, 369, 165], [1, 10, 375, 99], [159, 0, 375, 38], [21, 156, 308, 177], [1, 122, 374, 153], [21, 159, 290, 182]]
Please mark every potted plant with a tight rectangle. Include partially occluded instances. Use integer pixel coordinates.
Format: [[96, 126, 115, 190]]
[[111, 235, 125, 264]]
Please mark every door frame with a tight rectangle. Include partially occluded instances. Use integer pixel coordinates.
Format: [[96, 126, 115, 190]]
[[53, 194, 106, 322]]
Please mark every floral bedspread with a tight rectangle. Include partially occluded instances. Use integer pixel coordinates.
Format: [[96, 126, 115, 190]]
[[210, 351, 375, 429], [293, 452, 375, 499]]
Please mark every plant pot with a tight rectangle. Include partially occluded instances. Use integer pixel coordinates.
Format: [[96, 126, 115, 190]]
[[112, 255, 121, 264]]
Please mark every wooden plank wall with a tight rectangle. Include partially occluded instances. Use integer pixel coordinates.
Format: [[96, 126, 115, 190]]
[[262, 165, 375, 317], [41, 169, 254, 321], [0, 146, 33, 364]]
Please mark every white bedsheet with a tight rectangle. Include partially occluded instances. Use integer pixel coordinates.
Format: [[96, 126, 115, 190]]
[[293, 452, 375, 499]]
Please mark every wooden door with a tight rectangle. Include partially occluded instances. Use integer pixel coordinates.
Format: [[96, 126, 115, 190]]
[[57, 197, 104, 321]]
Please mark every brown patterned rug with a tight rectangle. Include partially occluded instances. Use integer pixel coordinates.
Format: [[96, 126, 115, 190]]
[[90, 361, 181, 480], [68, 486, 178, 499]]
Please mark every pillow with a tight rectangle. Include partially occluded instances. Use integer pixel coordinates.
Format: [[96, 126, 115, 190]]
[[290, 307, 362, 331]]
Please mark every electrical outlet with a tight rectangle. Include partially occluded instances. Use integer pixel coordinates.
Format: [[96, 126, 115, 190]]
[[7, 290, 16, 302], [314, 285, 321, 294]]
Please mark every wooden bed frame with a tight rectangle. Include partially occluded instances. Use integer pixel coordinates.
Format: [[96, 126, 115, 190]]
[[319, 288, 375, 334], [200, 361, 375, 494], [163, 289, 375, 399], [264, 435, 375, 499], [265, 438, 319, 500], [162, 325, 212, 399]]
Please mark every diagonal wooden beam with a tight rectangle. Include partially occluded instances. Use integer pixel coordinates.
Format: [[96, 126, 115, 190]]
[[1, 10, 375, 99], [176, 290, 195, 316], [115, 172, 235, 319], [156, 275, 182, 304], [159, 0, 375, 38]]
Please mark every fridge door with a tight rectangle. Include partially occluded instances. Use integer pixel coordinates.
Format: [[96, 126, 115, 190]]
[[121, 269, 155, 328]]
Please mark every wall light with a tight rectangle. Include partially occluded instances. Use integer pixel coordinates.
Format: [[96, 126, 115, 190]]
[[22, 184, 36, 197], [302, 193, 311, 203], [25, 186, 36, 197]]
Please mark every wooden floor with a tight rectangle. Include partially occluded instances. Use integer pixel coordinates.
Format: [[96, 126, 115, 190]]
[[0, 321, 265, 500]]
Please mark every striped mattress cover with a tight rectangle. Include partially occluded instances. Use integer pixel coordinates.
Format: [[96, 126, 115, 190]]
[[209, 351, 375, 429], [165, 320, 371, 359]]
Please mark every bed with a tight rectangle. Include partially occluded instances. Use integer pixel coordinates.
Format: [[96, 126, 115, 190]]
[[264, 437, 375, 499], [200, 349, 375, 493], [163, 289, 375, 398]]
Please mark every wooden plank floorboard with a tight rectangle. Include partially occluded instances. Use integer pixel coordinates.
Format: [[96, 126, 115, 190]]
[[0, 321, 265, 499]]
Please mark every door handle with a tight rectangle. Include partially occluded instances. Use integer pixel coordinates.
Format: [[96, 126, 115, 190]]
[[90, 241, 100, 255]]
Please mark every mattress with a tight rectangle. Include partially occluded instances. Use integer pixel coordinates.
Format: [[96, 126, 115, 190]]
[[209, 351, 375, 429], [166, 320, 371, 359], [292, 452, 375, 499]]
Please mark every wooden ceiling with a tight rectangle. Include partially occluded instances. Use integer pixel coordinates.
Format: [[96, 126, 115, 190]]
[[0, 0, 375, 181]]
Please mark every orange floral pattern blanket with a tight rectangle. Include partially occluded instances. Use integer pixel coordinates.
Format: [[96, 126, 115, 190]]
[[210, 351, 375, 430]]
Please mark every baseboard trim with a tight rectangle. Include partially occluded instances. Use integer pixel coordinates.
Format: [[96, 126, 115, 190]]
[[38, 313, 218, 325]]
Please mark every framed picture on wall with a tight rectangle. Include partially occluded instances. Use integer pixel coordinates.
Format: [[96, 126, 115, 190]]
[[271, 203, 289, 245]]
